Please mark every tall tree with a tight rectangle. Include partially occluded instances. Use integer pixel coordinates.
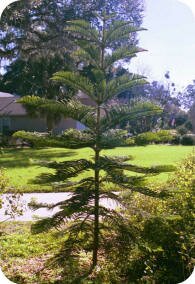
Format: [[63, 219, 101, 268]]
[[0, 0, 144, 132], [14, 15, 173, 279], [0, 0, 144, 109], [178, 80, 195, 110], [0, 0, 143, 63], [178, 80, 195, 133], [0, 55, 73, 98]]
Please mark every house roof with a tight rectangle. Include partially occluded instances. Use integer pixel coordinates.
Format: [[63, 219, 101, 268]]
[[77, 90, 89, 99], [0, 92, 27, 116], [0, 92, 15, 98], [0, 91, 95, 116]]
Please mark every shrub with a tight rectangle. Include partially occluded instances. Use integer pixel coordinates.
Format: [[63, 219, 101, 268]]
[[101, 129, 128, 147], [156, 130, 174, 143], [181, 135, 194, 145], [62, 128, 89, 140], [135, 130, 174, 146], [124, 155, 195, 283], [135, 132, 159, 145], [13, 131, 68, 148], [125, 137, 135, 146], [177, 126, 188, 135], [171, 135, 181, 145]]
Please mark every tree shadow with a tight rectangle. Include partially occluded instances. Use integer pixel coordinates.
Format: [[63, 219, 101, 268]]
[[0, 148, 77, 168]]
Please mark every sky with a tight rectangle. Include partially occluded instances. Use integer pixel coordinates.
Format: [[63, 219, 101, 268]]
[[0, 0, 195, 88], [131, 0, 195, 88]]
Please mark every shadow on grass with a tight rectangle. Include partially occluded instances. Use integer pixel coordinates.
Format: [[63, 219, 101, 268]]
[[0, 148, 77, 168]]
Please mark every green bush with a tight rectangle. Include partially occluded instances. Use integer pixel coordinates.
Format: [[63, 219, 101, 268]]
[[135, 132, 159, 145], [135, 130, 174, 146], [125, 137, 135, 146], [177, 126, 188, 135], [181, 135, 194, 145], [156, 130, 174, 143], [100, 129, 128, 147], [171, 135, 181, 145], [123, 155, 195, 283], [13, 130, 74, 148], [62, 128, 90, 140]]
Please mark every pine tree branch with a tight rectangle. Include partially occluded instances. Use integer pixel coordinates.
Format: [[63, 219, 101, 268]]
[[104, 74, 147, 102], [51, 71, 97, 102], [104, 46, 146, 69], [19, 96, 96, 129], [100, 102, 162, 131], [65, 20, 99, 43], [105, 20, 146, 46]]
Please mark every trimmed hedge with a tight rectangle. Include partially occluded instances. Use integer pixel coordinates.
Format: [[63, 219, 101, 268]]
[[134, 130, 174, 146]]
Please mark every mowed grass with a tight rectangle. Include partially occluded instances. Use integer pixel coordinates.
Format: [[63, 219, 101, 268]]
[[0, 145, 193, 192]]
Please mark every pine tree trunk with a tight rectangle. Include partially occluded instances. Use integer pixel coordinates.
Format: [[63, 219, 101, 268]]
[[93, 149, 100, 267], [92, 23, 105, 266], [92, 105, 101, 267]]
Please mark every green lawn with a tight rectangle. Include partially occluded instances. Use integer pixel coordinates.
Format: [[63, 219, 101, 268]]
[[0, 145, 193, 192]]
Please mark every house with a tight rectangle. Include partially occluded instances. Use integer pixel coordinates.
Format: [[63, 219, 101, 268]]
[[0, 92, 92, 134]]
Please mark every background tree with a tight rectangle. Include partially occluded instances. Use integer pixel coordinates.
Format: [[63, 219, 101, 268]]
[[0, 0, 144, 131], [188, 103, 195, 133], [0, 0, 143, 63], [178, 80, 195, 133], [14, 15, 174, 281], [114, 73, 182, 133], [178, 80, 195, 110]]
